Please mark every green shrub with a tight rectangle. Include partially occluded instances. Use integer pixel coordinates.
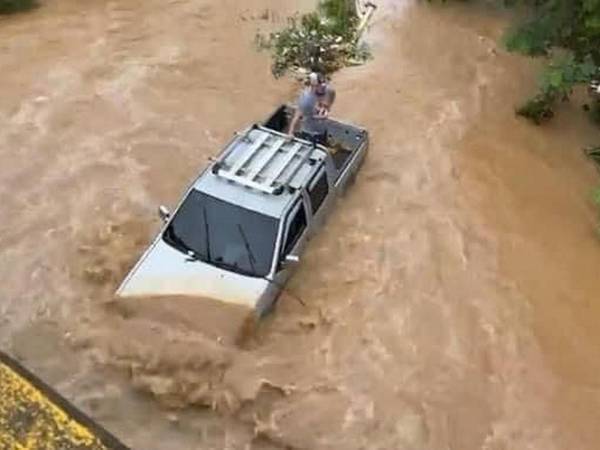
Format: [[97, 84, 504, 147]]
[[429, 0, 600, 125], [257, 0, 370, 78], [0, 0, 37, 14], [517, 54, 597, 123], [318, 0, 358, 37], [429, 0, 600, 231], [516, 93, 556, 124], [586, 146, 600, 166]]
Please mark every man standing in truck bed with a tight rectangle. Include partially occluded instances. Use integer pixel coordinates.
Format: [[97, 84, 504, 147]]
[[287, 72, 336, 145]]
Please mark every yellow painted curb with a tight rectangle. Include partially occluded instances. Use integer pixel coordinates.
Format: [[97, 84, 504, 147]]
[[0, 352, 128, 450]]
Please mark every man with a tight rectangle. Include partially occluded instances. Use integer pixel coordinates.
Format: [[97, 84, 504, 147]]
[[287, 72, 336, 144]]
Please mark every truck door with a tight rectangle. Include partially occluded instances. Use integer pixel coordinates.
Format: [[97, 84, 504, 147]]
[[272, 198, 310, 284], [306, 163, 334, 232], [265, 198, 310, 312]]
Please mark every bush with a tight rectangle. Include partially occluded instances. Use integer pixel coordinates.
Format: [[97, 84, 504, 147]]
[[318, 0, 358, 37], [594, 187, 600, 202], [585, 146, 600, 166], [430, 0, 600, 125], [517, 53, 597, 123], [257, 0, 370, 78], [503, 0, 600, 123], [429, 0, 600, 230], [0, 0, 37, 14], [516, 93, 556, 124]]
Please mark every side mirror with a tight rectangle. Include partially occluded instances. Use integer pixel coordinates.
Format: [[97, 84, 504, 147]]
[[284, 254, 300, 266], [158, 205, 171, 223]]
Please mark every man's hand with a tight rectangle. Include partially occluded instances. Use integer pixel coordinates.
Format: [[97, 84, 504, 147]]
[[315, 106, 329, 118]]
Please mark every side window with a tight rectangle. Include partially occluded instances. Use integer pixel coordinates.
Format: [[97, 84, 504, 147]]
[[283, 204, 307, 255], [308, 171, 329, 214]]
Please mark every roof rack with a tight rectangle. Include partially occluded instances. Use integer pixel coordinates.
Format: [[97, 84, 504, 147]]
[[211, 126, 318, 195]]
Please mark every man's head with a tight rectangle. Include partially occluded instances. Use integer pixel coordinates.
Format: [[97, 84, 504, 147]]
[[309, 72, 327, 96]]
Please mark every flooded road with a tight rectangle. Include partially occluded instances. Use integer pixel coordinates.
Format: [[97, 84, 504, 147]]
[[2, 0, 600, 449]]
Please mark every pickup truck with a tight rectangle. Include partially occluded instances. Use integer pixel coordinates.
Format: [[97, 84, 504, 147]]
[[115, 105, 369, 318]]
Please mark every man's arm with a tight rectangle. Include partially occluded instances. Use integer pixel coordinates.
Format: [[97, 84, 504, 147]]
[[287, 109, 302, 136], [318, 87, 336, 118]]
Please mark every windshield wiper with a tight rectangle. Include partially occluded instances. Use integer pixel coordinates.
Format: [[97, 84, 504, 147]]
[[237, 224, 257, 275], [165, 226, 196, 257], [211, 257, 255, 277]]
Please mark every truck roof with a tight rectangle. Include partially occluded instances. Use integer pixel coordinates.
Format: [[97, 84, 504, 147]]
[[193, 126, 328, 218]]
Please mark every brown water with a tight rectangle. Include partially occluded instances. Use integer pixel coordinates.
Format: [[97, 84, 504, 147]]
[[2, 0, 600, 449]]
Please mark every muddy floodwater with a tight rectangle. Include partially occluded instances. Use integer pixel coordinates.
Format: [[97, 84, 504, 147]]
[[2, 0, 600, 449]]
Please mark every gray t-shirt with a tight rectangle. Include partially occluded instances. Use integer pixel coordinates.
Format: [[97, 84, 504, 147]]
[[297, 86, 335, 134]]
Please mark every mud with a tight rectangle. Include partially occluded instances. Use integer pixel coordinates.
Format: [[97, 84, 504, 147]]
[[2, 0, 600, 449]]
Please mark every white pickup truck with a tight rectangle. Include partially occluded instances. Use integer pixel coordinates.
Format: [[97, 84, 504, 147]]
[[116, 105, 369, 318]]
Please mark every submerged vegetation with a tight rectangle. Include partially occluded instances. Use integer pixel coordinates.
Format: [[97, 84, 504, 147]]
[[0, 0, 37, 15], [431, 0, 600, 223], [515, 54, 597, 124], [430, 0, 600, 126], [256, 0, 372, 78], [505, 1, 600, 125]]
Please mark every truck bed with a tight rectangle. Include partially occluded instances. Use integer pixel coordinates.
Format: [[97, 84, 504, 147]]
[[263, 105, 368, 175]]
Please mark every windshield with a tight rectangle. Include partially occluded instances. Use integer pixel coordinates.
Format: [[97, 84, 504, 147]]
[[163, 189, 279, 277]]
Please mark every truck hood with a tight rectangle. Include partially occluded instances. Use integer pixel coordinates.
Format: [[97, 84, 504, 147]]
[[116, 238, 270, 308]]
